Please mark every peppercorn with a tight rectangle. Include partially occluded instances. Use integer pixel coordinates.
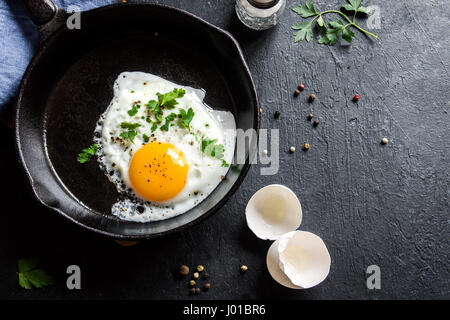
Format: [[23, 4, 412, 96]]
[[381, 138, 388, 145], [353, 94, 360, 102], [189, 280, 196, 286], [289, 146, 296, 153], [294, 89, 300, 97], [308, 113, 313, 120], [309, 93, 316, 102], [203, 273, 210, 279], [303, 143, 310, 151], [204, 283, 211, 291], [298, 84, 305, 91], [240, 265, 248, 272], [189, 288, 196, 295], [313, 119, 320, 127], [195, 288, 201, 294], [197, 265, 204, 272], [179, 265, 189, 276], [274, 110, 281, 118], [193, 272, 199, 279]]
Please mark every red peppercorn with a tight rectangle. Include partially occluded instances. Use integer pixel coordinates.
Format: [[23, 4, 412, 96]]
[[298, 84, 305, 91], [353, 94, 360, 102]]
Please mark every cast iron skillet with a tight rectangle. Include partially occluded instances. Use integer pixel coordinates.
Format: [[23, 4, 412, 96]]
[[15, 0, 259, 239]]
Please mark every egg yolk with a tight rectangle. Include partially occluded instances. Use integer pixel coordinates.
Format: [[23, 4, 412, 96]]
[[129, 142, 188, 202]]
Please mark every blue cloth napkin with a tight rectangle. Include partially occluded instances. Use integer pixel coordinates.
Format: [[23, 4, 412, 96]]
[[0, 0, 117, 112]]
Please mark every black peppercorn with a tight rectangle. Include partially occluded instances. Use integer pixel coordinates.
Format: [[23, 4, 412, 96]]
[[274, 110, 281, 118]]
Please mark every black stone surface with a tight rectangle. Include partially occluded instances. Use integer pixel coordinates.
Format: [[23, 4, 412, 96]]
[[1, 0, 449, 299]]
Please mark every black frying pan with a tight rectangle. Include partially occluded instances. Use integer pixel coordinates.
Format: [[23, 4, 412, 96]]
[[15, 0, 259, 239]]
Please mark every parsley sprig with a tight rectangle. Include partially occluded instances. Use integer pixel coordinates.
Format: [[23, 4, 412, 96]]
[[17, 258, 54, 289], [77, 144, 98, 163], [292, 0, 377, 45]]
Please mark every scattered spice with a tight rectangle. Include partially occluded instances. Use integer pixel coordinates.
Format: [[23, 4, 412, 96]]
[[189, 288, 196, 295], [179, 265, 189, 276], [353, 94, 360, 102], [313, 119, 320, 127], [259, 108, 263, 113], [294, 89, 301, 97], [289, 146, 296, 153], [203, 273, 210, 279], [298, 84, 305, 91], [204, 283, 211, 291], [195, 288, 201, 294], [197, 265, 204, 272], [193, 272, 199, 279], [240, 265, 248, 272], [308, 113, 314, 120], [189, 280, 196, 286], [263, 149, 268, 155], [303, 143, 310, 151], [309, 93, 316, 102], [381, 137, 388, 145], [274, 110, 281, 118]]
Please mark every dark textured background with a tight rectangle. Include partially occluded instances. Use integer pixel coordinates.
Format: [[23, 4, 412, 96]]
[[1, 0, 449, 299]]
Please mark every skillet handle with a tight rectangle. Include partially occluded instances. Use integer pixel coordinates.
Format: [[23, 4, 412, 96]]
[[21, 0, 57, 25], [21, 0, 66, 45]]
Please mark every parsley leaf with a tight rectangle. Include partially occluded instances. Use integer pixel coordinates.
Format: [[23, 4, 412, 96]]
[[120, 130, 138, 143], [127, 104, 140, 116], [17, 258, 54, 290], [120, 122, 141, 130], [201, 137, 225, 160], [318, 19, 355, 44], [292, 1, 318, 18], [143, 134, 150, 143], [341, 0, 371, 15], [221, 160, 230, 167], [151, 123, 158, 132], [179, 108, 195, 131], [292, 21, 314, 42], [77, 144, 98, 163], [156, 88, 186, 109]]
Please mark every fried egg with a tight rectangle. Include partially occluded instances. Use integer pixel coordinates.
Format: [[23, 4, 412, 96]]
[[94, 72, 236, 222]]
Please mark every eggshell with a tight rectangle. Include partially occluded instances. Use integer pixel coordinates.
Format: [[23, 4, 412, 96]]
[[266, 238, 303, 289], [245, 184, 302, 240], [277, 231, 331, 289]]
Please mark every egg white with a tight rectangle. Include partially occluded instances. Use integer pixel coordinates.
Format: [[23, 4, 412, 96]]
[[94, 71, 236, 222]]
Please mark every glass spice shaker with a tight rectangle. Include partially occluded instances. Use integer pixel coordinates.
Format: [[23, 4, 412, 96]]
[[235, 0, 286, 30]]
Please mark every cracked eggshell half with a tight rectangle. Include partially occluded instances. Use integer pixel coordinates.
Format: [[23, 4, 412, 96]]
[[245, 185, 302, 240], [266, 238, 303, 289], [272, 231, 331, 289]]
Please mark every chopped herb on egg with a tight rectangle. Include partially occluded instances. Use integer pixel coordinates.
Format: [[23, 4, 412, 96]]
[[156, 88, 186, 109], [119, 123, 140, 143], [179, 107, 194, 132], [151, 123, 158, 132], [77, 144, 98, 163], [120, 122, 141, 130], [221, 160, 229, 167], [127, 104, 141, 116], [160, 113, 178, 131], [201, 137, 225, 160], [143, 134, 150, 143], [120, 130, 138, 143]]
